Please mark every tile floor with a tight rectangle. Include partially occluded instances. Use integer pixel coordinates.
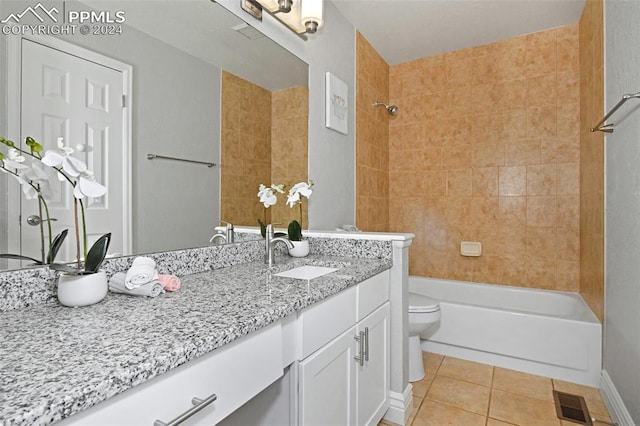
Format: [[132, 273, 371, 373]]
[[381, 352, 613, 426]]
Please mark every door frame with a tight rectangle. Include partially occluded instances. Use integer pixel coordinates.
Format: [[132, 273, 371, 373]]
[[6, 34, 133, 258]]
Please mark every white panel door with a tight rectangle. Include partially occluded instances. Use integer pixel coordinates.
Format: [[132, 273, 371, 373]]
[[20, 38, 125, 263], [299, 324, 358, 426], [357, 302, 391, 426]]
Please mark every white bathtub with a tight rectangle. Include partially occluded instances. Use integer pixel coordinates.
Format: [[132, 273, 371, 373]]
[[409, 276, 602, 387]]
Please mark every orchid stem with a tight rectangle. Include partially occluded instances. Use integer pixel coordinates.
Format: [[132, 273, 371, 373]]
[[74, 198, 81, 270], [37, 194, 45, 264], [80, 199, 87, 260]]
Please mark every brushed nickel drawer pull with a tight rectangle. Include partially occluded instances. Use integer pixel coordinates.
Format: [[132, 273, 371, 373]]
[[153, 392, 218, 426], [363, 327, 369, 362]]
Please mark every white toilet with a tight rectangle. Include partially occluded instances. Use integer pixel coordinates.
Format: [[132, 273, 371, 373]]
[[408, 292, 441, 382]]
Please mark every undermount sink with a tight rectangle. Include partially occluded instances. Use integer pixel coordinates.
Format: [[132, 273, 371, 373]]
[[273, 265, 339, 280]]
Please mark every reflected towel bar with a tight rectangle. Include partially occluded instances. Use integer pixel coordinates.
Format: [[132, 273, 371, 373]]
[[147, 153, 217, 168], [590, 91, 640, 133]]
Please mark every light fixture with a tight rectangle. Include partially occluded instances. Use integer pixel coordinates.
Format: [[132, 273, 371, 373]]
[[247, 0, 324, 39]]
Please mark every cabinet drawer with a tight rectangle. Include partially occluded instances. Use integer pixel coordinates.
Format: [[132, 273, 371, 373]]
[[357, 271, 389, 322], [60, 321, 283, 426], [297, 286, 357, 360]]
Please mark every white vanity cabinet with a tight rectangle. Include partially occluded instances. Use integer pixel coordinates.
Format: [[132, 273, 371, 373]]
[[58, 321, 284, 426], [298, 271, 390, 426]]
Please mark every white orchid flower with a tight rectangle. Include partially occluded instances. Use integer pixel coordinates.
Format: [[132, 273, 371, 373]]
[[19, 163, 53, 198], [2, 148, 29, 171], [41, 138, 88, 178], [73, 173, 107, 199], [257, 184, 278, 208], [286, 181, 313, 208]]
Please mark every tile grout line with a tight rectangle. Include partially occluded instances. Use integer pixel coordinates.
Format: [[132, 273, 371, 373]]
[[485, 365, 496, 425]]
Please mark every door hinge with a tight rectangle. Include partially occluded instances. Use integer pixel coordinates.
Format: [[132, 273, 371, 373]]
[[121, 95, 126, 108]]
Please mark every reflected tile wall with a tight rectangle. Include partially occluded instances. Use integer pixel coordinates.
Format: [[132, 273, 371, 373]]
[[356, 32, 390, 232], [579, 0, 604, 320], [387, 25, 581, 291], [271, 86, 309, 228], [221, 71, 272, 226]]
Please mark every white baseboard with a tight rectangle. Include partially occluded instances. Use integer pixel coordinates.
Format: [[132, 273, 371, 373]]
[[600, 369, 635, 426], [384, 384, 413, 425]]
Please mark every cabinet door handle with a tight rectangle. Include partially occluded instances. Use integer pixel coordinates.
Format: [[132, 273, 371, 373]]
[[353, 331, 365, 366], [363, 327, 369, 362], [154, 392, 218, 426]]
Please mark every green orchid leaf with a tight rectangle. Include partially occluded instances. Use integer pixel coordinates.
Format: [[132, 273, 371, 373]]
[[0, 152, 4, 161], [46, 229, 68, 264], [258, 219, 267, 238], [84, 233, 111, 273], [50, 262, 79, 274], [288, 220, 302, 241], [0, 253, 43, 265]]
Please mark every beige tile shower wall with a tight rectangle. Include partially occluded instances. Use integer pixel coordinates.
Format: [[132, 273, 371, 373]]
[[220, 71, 272, 226], [270, 86, 309, 228], [356, 32, 390, 232], [579, 0, 604, 321], [388, 26, 581, 291]]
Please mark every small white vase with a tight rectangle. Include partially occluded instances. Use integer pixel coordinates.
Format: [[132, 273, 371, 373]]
[[288, 240, 310, 257], [57, 271, 108, 307]]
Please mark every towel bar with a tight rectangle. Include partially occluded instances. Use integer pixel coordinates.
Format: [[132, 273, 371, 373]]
[[147, 153, 216, 168], [590, 91, 640, 133]]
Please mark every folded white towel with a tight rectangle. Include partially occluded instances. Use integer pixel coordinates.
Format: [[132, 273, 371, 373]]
[[125, 256, 158, 289], [109, 272, 163, 298]]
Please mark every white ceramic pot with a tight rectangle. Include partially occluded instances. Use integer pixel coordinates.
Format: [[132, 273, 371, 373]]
[[288, 240, 310, 257], [57, 271, 108, 307]]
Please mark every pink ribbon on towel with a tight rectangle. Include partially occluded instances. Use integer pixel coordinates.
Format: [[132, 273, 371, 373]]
[[158, 274, 181, 292]]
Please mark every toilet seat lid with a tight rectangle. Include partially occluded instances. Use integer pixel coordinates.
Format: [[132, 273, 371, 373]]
[[408, 293, 440, 313]]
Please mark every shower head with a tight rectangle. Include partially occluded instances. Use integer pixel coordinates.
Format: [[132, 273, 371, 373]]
[[373, 101, 399, 116]]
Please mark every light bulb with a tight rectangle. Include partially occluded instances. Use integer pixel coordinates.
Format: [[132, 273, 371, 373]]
[[301, 0, 323, 33]]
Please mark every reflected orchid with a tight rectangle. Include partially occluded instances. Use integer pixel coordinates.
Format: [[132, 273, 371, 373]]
[[286, 181, 313, 208], [258, 184, 278, 208]]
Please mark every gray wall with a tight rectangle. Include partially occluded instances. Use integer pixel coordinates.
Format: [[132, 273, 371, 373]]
[[1, 1, 221, 255], [604, 1, 640, 422], [220, 0, 356, 230]]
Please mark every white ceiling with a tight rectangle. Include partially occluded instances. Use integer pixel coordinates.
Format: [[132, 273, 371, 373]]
[[332, 0, 587, 65]]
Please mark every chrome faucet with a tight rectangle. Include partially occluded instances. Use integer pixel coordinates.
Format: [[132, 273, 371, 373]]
[[209, 221, 234, 244], [265, 223, 293, 267]]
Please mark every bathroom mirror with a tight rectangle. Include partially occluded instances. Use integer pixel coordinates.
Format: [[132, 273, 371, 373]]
[[0, 0, 308, 271]]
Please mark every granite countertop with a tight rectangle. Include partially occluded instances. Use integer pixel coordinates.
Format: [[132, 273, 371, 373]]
[[0, 254, 392, 426]]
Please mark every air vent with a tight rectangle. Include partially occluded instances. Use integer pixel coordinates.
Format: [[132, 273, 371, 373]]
[[232, 23, 264, 40], [553, 390, 593, 425]]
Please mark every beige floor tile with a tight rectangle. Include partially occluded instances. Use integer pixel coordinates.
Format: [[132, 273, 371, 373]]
[[407, 396, 423, 425], [493, 367, 554, 402], [412, 400, 486, 426], [423, 351, 444, 377], [552, 379, 610, 417], [438, 356, 494, 387], [426, 375, 491, 415], [490, 389, 560, 426], [487, 418, 516, 426], [378, 419, 399, 426], [412, 374, 435, 397]]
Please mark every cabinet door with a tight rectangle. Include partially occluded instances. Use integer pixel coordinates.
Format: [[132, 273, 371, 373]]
[[299, 325, 358, 426], [357, 302, 390, 426]]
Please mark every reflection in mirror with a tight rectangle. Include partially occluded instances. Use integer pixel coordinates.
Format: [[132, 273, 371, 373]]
[[0, 0, 308, 271]]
